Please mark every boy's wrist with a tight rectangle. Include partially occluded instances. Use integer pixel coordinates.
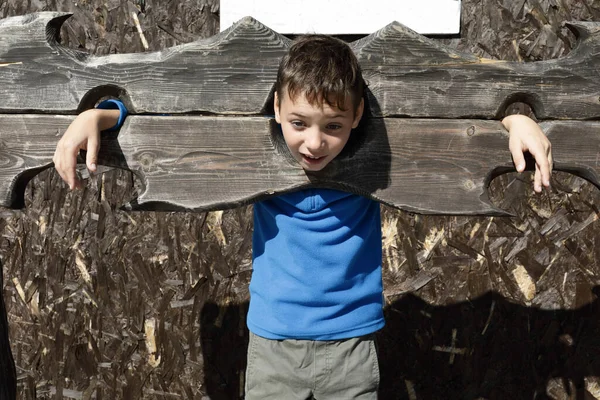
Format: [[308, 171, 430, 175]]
[[80, 108, 120, 132], [502, 114, 532, 131]]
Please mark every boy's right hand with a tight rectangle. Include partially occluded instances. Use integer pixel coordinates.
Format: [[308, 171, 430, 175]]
[[53, 108, 120, 190]]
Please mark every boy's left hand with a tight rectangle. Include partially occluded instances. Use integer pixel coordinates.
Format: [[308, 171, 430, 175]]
[[502, 114, 553, 193]]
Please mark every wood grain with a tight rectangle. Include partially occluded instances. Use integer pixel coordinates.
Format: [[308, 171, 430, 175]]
[[354, 21, 600, 118], [1, 115, 598, 214], [0, 12, 289, 114], [1, 13, 600, 119]]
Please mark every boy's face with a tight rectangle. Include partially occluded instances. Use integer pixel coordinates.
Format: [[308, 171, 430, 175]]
[[274, 90, 364, 172]]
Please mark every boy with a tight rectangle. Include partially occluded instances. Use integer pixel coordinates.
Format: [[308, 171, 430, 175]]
[[53, 35, 552, 399]]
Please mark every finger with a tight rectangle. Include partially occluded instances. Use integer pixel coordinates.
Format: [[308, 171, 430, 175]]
[[64, 163, 78, 190], [532, 146, 551, 187], [53, 146, 73, 189], [62, 148, 81, 190], [86, 135, 99, 172], [508, 136, 526, 172], [534, 164, 542, 193], [52, 156, 69, 188]]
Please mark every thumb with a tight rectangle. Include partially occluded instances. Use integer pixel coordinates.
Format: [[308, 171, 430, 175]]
[[86, 135, 100, 172]]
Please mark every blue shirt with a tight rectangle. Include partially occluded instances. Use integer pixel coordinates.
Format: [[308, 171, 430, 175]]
[[248, 189, 385, 340]]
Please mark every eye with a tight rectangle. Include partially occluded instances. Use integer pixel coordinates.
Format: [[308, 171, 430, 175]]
[[326, 123, 342, 131], [291, 120, 305, 129]]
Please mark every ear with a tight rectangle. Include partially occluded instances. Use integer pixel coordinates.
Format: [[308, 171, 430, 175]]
[[274, 91, 281, 124], [352, 98, 364, 129]]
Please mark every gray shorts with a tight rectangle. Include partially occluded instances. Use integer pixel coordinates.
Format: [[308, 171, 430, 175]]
[[244, 331, 380, 400]]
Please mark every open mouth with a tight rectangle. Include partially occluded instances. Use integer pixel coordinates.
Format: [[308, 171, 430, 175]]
[[302, 154, 326, 165]]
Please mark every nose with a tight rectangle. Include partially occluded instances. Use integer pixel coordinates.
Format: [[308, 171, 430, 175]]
[[304, 127, 325, 152]]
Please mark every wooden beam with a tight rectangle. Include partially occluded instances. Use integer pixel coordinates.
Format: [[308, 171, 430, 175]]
[[1, 13, 599, 119], [355, 21, 600, 119], [0, 13, 290, 114], [1, 115, 598, 214]]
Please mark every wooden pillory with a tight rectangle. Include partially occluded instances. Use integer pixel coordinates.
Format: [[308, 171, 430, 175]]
[[2, 13, 600, 214], [1, 10, 600, 399]]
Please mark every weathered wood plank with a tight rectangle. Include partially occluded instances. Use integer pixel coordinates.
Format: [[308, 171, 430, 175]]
[[0, 13, 290, 114], [354, 21, 600, 118], [1, 115, 598, 214], [1, 13, 600, 118]]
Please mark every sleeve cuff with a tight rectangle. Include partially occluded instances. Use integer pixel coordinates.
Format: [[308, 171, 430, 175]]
[[96, 99, 128, 131]]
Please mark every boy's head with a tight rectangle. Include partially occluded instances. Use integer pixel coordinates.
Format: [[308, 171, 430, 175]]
[[274, 35, 365, 171]]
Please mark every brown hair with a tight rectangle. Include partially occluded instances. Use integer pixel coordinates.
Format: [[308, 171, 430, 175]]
[[275, 35, 365, 113]]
